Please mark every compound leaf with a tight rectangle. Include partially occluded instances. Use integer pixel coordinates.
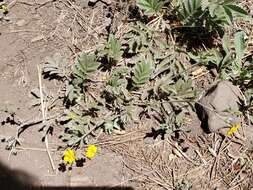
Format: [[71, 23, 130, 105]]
[[132, 59, 153, 88], [137, 0, 167, 15], [74, 53, 100, 82]]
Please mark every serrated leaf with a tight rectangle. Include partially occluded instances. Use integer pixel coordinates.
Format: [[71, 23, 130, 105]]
[[120, 105, 140, 124], [43, 53, 68, 79], [106, 76, 128, 96], [112, 66, 129, 77], [154, 74, 174, 95], [132, 59, 153, 88], [74, 53, 100, 82], [177, 0, 249, 36], [137, 0, 167, 15], [104, 34, 123, 61], [180, 0, 202, 24], [66, 83, 83, 103], [104, 119, 120, 134]]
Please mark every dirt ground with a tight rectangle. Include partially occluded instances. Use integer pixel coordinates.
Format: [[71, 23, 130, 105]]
[[0, 0, 128, 188], [1, 0, 253, 190]]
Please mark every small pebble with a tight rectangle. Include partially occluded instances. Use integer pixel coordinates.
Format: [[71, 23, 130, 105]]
[[16, 19, 26, 27], [31, 35, 44, 43]]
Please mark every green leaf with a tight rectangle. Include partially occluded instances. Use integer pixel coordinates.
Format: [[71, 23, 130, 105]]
[[222, 34, 230, 54], [74, 53, 100, 82], [225, 4, 248, 16], [132, 59, 153, 88], [179, 0, 202, 24], [201, 0, 209, 11], [137, 0, 167, 15], [104, 34, 123, 61], [104, 119, 120, 134], [223, 6, 233, 25], [106, 76, 128, 96], [66, 84, 79, 102], [234, 30, 246, 63], [120, 105, 140, 124], [208, 4, 219, 17], [43, 53, 68, 79], [154, 74, 174, 95]]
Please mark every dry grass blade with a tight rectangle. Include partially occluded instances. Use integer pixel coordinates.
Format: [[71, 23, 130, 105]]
[[167, 139, 199, 166], [37, 65, 56, 172]]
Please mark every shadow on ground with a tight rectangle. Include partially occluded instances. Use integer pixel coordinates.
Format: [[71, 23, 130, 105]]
[[0, 161, 134, 190]]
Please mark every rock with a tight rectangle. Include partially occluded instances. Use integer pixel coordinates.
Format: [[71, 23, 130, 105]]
[[16, 19, 26, 27], [70, 152, 123, 186], [195, 81, 242, 133], [75, 0, 89, 8], [243, 127, 253, 149]]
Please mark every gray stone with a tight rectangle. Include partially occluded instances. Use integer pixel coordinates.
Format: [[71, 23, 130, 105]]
[[75, 0, 89, 8], [16, 19, 26, 27], [196, 81, 242, 132]]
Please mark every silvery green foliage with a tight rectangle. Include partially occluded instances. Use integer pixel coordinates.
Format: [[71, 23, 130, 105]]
[[66, 53, 100, 104], [137, 0, 169, 15], [188, 30, 247, 80], [177, 0, 249, 35], [44, 24, 197, 146], [101, 34, 123, 63], [188, 29, 253, 125], [59, 24, 196, 145], [132, 58, 154, 88], [137, 0, 249, 36], [104, 119, 121, 134], [43, 53, 68, 80], [73, 53, 100, 82]]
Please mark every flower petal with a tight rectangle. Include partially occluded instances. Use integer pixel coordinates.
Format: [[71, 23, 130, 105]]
[[227, 123, 240, 137], [63, 149, 76, 164], [85, 145, 97, 159]]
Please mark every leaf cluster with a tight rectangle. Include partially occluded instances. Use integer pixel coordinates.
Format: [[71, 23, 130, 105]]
[[48, 22, 197, 146], [137, 0, 249, 36], [41, 0, 252, 149], [188, 30, 248, 80], [43, 53, 69, 80]]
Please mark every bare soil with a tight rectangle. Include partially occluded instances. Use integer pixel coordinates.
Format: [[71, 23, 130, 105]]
[[0, 0, 126, 189]]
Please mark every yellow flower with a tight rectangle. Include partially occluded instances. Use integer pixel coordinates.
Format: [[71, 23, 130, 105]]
[[67, 112, 77, 120], [63, 149, 76, 165], [227, 123, 240, 137], [85, 145, 97, 159], [0, 4, 8, 14]]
